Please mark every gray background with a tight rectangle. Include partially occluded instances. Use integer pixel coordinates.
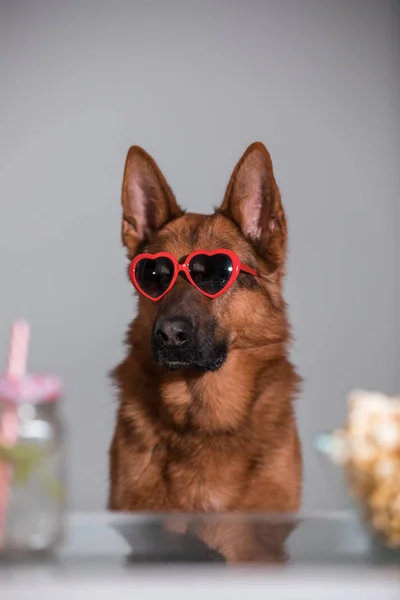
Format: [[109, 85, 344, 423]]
[[0, 0, 399, 511]]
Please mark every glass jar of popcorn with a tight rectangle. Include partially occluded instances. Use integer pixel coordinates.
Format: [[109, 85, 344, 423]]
[[316, 390, 400, 553], [0, 374, 66, 556]]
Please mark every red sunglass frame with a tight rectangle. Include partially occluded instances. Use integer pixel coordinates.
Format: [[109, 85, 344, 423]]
[[129, 249, 258, 301]]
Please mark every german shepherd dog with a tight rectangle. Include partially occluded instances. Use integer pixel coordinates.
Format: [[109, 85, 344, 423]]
[[108, 143, 302, 559]]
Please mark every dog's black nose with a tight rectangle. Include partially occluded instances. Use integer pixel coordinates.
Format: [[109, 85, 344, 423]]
[[155, 317, 194, 348]]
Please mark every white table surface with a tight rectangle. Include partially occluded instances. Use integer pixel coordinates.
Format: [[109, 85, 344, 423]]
[[1, 510, 399, 600]]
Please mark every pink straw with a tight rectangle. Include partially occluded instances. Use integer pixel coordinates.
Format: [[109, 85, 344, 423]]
[[6, 320, 30, 382], [0, 320, 30, 548]]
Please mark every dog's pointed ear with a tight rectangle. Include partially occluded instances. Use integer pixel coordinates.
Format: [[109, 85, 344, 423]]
[[219, 142, 287, 271], [121, 146, 183, 256]]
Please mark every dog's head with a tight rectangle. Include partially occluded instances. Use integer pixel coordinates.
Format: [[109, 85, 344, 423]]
[[120, 142, 289, 372]]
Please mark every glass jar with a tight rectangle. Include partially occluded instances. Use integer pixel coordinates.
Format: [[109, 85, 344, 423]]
[[0, 375, 66, 556]]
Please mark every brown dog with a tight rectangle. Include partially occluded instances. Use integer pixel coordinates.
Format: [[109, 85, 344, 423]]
[[108, 142, 302, 520]]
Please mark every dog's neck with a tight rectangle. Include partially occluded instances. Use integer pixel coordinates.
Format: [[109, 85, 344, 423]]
[[115, 336, 300, 436], [160, 347, 299, 433]]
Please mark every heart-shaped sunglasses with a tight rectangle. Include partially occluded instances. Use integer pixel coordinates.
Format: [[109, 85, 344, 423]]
[[129, 249, 258, 301]]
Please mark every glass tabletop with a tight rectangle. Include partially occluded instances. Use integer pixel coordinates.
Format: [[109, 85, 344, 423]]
[[1, 510, 399, 600], [2, 509, 399, 565]]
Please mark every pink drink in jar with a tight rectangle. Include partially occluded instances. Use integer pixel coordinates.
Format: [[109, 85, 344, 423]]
[[0, 322, 66, 556]]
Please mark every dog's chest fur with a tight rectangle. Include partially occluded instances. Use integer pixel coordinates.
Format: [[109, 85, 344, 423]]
[[155, 429, 256, 511], [109, 354, 301, 513]]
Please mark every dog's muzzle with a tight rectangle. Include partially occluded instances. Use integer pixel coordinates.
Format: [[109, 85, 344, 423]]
[[152, 316, 227, 372]]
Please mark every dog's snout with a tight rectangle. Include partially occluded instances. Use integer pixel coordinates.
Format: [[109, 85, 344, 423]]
[[155, 317, 194, 348], [152, 309, 226, 372]]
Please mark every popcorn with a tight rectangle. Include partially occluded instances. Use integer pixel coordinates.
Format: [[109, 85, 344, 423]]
[[350, 439, 375, 464], [374, 458, 397, 479], [372, 421, 400, 450], [331, 390, 400, 548]]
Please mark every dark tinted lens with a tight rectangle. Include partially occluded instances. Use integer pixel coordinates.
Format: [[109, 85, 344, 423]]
[[135, 257, 175, 298], [188, 253, 233, 295]]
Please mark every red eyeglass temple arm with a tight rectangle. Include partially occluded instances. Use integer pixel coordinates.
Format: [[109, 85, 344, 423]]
[[239, 263, 258, 277]]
